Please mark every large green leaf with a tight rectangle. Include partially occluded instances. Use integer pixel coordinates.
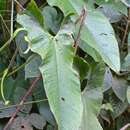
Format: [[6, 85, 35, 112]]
[[47, 0, 120, 72], [79, 10, 120, 73], [80, 63, 105, 130], [80, 89, 103, 130], [17, 13, 83, 130], [39, 35, 83, 130]]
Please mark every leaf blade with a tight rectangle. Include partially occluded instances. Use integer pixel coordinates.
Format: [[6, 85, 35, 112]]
[[47, 0, 120, 72], [17, 13, 83, 130]]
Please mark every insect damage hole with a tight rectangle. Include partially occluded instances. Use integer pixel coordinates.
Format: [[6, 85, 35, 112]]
[[21, 125, 25, 129], [61, 97, 65, 101]]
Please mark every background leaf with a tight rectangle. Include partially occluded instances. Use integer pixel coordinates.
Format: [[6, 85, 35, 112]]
[[42, 6, 63, 35], [27, 0, 44, 27], [28, 113, 46, 129], [112, 76, 128, 102], [25, 54, 41, 79], [80, 63, 105, 130], [121, 0, 130, 7]]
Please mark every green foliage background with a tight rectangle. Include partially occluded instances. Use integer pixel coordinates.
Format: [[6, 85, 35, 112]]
[[1, 0, 130, 130]]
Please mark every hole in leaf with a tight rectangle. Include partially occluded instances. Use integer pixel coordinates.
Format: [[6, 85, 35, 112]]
[[21, 125, 25, 129], [61, 97, 65, 101]]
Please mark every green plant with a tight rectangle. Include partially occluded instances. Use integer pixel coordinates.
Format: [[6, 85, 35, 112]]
[[1, 0, 130, 130]]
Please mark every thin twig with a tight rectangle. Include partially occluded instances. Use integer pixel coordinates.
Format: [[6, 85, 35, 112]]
[[0, 48, 19, 104], [3, 75, 41, 130], [14, 0, 26, 11], [120, 123, 130, 130], [121, 8, 130, 48], [11, 0, 14, 37], [74, 7, 87, 55], [8, 47, 19, 70], [0, 47, 19, 104], [6, 62, 25, 77], [0, 37, 13, 52], [0, 15, 10, 35], [0, 99, 47, 111], [0, 28, 26, 53]]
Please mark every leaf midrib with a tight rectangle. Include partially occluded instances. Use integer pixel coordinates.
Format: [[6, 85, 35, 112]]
[[53, 40, 63, 129]]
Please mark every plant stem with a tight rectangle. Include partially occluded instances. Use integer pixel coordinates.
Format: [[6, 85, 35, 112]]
[[120, 123, 130, 130], [0, 28, 25, 53], [74, 7, 87, 55], [8, 48, 19, 70], [0, 37, 13, 52], [0, 47, 19, 104], [0, 99, 48, 111], [7, 62, 25, 77], [0, 15, 10, 35], [11, 0, 14, 37], [14, 0, 26, 12], [121, 8, 130, 48]]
